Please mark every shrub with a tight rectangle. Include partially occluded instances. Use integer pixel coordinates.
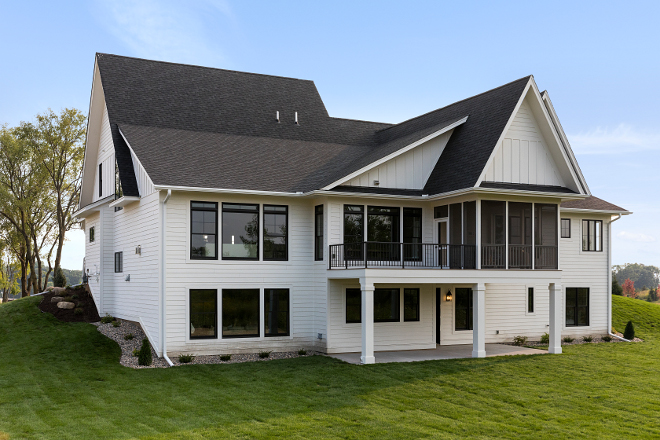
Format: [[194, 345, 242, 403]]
[[298, 348, 307, 356], [53, 267, 67, 288], [178, 354, 194, 364], [583, 335, 593, 342], [101, 314, 114, 324], [540, 333, 549, 344], [220, 354, 231, 362], [258, 351, 272, 359], [512, 336, 528, 346], [112, 320, 121, 328], [74, 308, 83, 316], [623, 320, 635, 340], [132, 349, 139, 357], [138, 339, 153, 366], [563, 336, 574, 343], [124, 333, 134, 340], [602, 335, 612, 342]]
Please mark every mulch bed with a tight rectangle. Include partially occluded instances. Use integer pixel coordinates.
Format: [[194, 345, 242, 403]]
[[38, 286, 101, 323]]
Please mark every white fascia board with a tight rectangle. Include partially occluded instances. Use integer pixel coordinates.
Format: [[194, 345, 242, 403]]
[[73, 195, 115, 218], [153, 185, 305, 197], [79, 59, 104, 209], [109, 196, 140, 208], [320, 116, 469, 191], [560, 207, 632, 215], [471, 187, 587, 201]]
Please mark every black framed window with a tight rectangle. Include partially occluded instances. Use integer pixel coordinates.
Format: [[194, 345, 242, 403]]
[[404, 288, 420, 322], [368, 206, 400, 261], [582, 220, 602, 252], [346, 288, 361, 323], [89, 226, 95, 243], [315, 205, 324, 261], [222, 289, 260, 338], [403, 208, 422, 261], [115, 160, 122, 200], [191, 202, 218, 259], [222, 204, 259, 260], [374, 288, 400, 322], [566, 287, 589, 326], [344, 205, 364, 260], [434, 205, 448, 219], [561, 218, 571, 238], [263, 205, 288, 261], [114, 252, 123, 273], [264, 288, 289, 336], [455, 288, 473, 331], [528, 287, 534, 313], [190, 289, 217, 339], [98, 163, 102, 198]]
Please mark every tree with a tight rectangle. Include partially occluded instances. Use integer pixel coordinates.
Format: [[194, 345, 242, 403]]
[[622, 278, 636, 298], [612, 275, 623, 296], [612, 263, 660, 291], [648, 288, 658, 302], [53, 266, 66, 288], [138, 338, 153, 366]]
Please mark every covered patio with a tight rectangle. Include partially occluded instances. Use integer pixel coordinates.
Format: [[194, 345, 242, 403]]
[[328, 343, 546, 364]]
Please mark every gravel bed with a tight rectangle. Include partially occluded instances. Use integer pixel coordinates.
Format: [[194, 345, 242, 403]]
[[503, 333, 643, 348], [94, 319, 318, 369]]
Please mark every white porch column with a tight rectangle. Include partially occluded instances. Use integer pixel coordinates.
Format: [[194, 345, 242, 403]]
[[548, 283, 562, 354], [360, 279, 375, 364], [472, 283, 486, 358]]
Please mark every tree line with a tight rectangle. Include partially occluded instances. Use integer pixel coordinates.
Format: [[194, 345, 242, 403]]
[[0, 109, 86, 301]]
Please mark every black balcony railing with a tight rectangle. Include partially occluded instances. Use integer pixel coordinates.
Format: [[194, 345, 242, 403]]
[[329, 242, 476, 269]]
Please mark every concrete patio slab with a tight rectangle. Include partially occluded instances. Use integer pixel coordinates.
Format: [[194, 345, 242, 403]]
[[327, 343, 547, 364]]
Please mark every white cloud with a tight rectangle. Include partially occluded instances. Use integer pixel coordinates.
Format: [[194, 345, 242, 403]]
[[95, 0, 233, 66], [569, 124, 660, 155], [617, 231, 656, 243]]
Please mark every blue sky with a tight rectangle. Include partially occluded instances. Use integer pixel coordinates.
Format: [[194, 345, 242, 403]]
[[1, 0, 658, 270]]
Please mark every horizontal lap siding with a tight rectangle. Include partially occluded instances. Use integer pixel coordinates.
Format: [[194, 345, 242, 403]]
[[84, 213, 101, 307], [484, 284, 549, 342], [164, 193, 327, 355]]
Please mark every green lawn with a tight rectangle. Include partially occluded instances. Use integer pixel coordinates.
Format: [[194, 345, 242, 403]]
[[1, 296, 659, 439]]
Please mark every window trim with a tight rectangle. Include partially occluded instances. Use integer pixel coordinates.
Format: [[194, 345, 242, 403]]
[[264, 288, 290, 337], [565, 287, 590, 327], [114, 251, 123, 273], [222, 203, 259, 261], [89, 226, 95, 243], [190, 201, 219, 260], [263, 204, 288, 261], [581, 220, 603, 252], [403, 288, 420, 322], [561, 218, 571, 238], [314, 205, 324, 261], [189, 289, 218, 340]]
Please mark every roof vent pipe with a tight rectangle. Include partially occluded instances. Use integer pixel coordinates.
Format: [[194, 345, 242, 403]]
[[276, 111, 280, 123], [295, 112, 299, 125]]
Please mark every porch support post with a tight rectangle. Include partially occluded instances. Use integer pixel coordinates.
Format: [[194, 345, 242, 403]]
[[472, 283, 486, 358], [548, 283, 562, 354], [360, 278, 375, 364]]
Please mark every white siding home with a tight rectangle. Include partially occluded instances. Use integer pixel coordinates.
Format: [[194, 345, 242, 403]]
[[74, 53, 630, 365]]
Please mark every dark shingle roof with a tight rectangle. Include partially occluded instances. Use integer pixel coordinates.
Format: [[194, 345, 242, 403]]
[[96, 53, 533, 195], [480, 182, 577, 194], [561, 196, 628, 212]]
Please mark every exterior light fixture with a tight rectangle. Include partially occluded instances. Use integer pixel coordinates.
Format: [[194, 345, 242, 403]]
[[445, 290, 453, 302]]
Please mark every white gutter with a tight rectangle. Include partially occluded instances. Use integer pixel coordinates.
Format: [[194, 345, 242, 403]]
[[607, 214, 629, 342], [161, 189, 174, 366]]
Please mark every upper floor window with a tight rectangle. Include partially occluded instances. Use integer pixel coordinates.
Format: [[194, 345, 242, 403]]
[[344, 205, 364, 260], [263, 205, 287, 261], [315, 205, 324, 261], [222, 203, 258, 260], [582, 220, 602, 252], [191, 202, 218, 259], [89, 226, 95, 243], [561, 218, 571, 238], [115, 160, 123, 200]]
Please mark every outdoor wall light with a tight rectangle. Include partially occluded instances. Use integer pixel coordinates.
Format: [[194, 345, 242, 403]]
[[445, 290, 452, 302]]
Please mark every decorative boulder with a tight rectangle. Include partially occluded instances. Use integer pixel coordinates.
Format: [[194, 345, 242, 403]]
[[57, 301, 75, 309], [50, 296, 64, 303], [51, 287, 66, 295], [46, 286, 54, 291]]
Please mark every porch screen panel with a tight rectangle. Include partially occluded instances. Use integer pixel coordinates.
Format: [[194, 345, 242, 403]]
[[481, 201, 505, 268], [534, 204, 558, 269], [462, 201, 476, 268], [508, 202, 532, 269]]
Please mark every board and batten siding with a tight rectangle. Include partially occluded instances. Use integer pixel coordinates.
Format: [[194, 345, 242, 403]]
[[163, 192, 328, 356], [484, 98, 564, 187], [128, 141, 155, 196], [344, 130, 453, 189], [93, 106, 116, 202]]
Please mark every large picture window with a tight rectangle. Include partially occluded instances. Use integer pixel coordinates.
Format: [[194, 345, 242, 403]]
[[344, 205, 364, 260], [190, 289, 217, 339], [263, 205, 288, 261], [315, 205, 324, 261], [566, 287, 589, 326], [404, 288, 420, 322], [374, 288, 400, 322], [222, 289, 260, 338], [264, 289, 289, 336], [455, 288, 473, 331], [582, 220, 602, 252], [191, 201, 218, 259], [222, 204, 259, 259], [346, 288, 361, 323]]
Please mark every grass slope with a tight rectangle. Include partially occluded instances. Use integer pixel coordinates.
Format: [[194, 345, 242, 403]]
[[1, 296, 660, 439]]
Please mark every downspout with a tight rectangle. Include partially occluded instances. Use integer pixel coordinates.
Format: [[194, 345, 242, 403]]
[[607, 214, 629, 341], [161, 189, 174, 366]]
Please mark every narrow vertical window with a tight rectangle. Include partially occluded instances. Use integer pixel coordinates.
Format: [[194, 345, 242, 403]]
[[344, 205, 364, 261], [315, 205, 324, 261], [264, 289, 289, 336], [98, 163, 103, 198], [115, 160, 123, 200], [89, 226, 95, 243], [191, 202, 218, 259], [528, 287, 534, 313], [263, 205, 288, 261], [222, 204, 259, 260], [346, 288, 361, 323], [455, 288, 473, 331], [190, 289, 217, 339], [581, 220, 603, 252], [561, 218, 571, 238], [403, 208, 422, 261], [404, 288, 420, 322], [222, 289, 260, 338], [114, 252, 123, 273]]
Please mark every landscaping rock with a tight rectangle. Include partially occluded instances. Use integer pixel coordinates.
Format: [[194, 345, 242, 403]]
[[51, 287, 66, 295], [50, 296, 64, 303], [57, 301, 75, 309]]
